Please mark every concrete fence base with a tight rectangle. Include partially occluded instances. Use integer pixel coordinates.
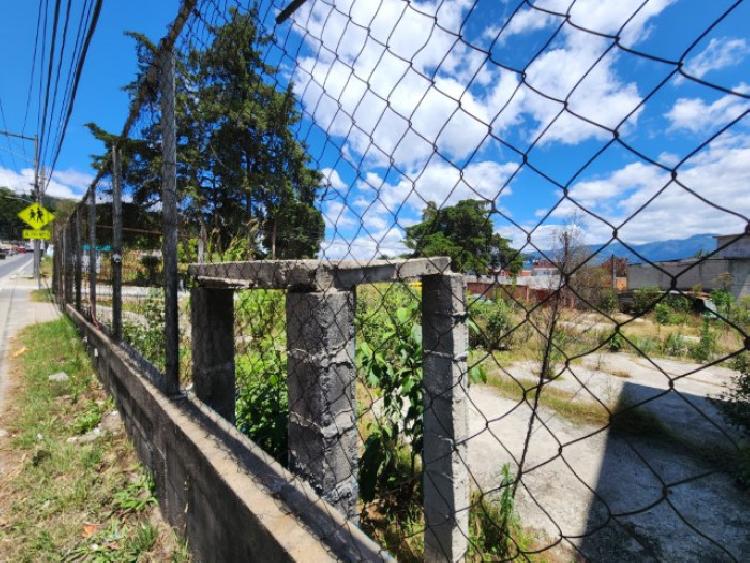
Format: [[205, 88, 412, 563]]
[[65, 305, 387, 562]]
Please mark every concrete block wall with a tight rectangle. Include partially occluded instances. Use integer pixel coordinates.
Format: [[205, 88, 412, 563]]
[[66, 305, 387, 562]]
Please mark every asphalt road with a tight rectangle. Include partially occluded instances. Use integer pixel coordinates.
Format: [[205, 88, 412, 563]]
[[0, 253, 33, 279]]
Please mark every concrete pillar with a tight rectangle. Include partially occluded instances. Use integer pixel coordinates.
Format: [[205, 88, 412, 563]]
[[286, 289, 358, 519], [422, 273, 470, 562], [191, 287, 235, 422]]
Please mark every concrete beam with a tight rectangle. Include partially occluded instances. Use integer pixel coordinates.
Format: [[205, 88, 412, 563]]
[[188, 257, 451, 291]]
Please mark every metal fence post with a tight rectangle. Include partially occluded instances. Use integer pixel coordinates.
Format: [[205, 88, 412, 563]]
[[286, 289, 358, 519], [75, 206, 82, 310], [112, 144, 123, 340], [422, 273, 470, 561], [160, 47, 179, 393], [88, 188, 97, 321]]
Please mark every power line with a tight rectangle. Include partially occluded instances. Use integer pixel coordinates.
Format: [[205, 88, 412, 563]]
[[36, 0, 63, 186], [40, 0, 74, 173], [43, 0, 103, 196], [0, 99, 20, 171]]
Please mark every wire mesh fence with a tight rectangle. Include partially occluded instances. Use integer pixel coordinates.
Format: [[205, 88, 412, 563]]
[[52, 0, 750, 560]]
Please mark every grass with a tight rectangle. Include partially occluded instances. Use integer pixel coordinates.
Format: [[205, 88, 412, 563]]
[[39, 255, 52, 278], [29, 288, 53, 303], [0, 317, 189, 561], [482, 365, 611, 427]]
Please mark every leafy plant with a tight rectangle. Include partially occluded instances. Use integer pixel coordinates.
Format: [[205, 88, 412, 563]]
[[235, 349, 288, 464], [112, 474, 156, 514], [122, 289, 166, 371], [357, 301, 423, 501], [469, 464, 529, 559], [608, 332, 624, 352], [234, 289, 289, 463], [73, 401, 104, 434], [654, 302, 672, 325]]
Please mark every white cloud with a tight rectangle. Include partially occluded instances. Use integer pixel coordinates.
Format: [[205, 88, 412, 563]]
[[323, 200, 357, 229], [291, 0, 674, 172], [530, 132, 750, 246], [320, 167, 347, 191], [0, 166, 90, 199], [665, 84, 750, 133], [684, 37, 749, 79]]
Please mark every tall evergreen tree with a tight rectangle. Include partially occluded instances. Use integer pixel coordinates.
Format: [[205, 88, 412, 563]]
[[86, 8, 323, 259]]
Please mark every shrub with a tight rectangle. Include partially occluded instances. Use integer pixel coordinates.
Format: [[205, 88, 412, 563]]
[[654, 302, 672, 325], [598, 289, 619, 314], [630, 335, 659, 357], [608, 332, 624, 352], [716, 353, 750, 488], [690, 319, 716, 362], [711, 288, 733, 316], [469, 298, 513, 350], [662, 332, 688, 358], [357, 301, 423, 501], [633, 286, 661, 315], [122, 289, 165, 370]]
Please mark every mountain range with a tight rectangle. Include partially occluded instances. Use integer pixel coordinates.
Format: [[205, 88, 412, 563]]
[[527, 233, 719, 265]]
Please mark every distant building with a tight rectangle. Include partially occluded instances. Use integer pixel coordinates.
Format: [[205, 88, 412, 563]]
[[627, 233, 750, 298]]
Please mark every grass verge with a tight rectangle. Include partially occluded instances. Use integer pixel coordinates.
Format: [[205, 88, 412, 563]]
[[29, 288, 53, 303], [0, 317, 188, 561], [483, 369, 611, 427]]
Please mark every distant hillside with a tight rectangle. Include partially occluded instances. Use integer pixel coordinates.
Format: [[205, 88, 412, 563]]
[[601, 233, 718, 263], [525, 233, 719, 265]]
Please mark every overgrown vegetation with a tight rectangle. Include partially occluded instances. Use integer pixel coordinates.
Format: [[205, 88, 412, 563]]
[[234, 289, 288, 463], [468, 464, 535, 560], [716, 353, 750, 488], [0, 318, 188, 560]]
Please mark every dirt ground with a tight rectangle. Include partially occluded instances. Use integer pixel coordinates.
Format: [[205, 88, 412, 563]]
[[466, 351, 749, 561]]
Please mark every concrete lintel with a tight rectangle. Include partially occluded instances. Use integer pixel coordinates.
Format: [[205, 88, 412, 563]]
[[188, 257, 451, 291]]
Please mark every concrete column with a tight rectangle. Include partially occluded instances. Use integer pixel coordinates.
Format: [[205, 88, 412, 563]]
[[286, 289, 358, 519], [422, 273, 470, 562], [191, 287, 235, 422]]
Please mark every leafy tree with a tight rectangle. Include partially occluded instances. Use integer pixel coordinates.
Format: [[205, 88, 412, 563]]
[[404, 200, 521, 274], [0, 187, 30, 240]]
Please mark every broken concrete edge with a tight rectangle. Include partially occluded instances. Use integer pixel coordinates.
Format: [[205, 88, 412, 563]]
[[64, 304, 391, 562], [187, 257, 452, 291]]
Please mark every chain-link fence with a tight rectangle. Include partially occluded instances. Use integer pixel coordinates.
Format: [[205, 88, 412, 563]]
[[53, 0, 749, 560]]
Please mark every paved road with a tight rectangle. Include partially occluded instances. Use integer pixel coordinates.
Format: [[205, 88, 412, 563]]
[[0, 254, 32, 279]]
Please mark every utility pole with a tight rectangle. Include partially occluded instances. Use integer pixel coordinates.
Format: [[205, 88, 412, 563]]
[[0, 129, 39, 285]]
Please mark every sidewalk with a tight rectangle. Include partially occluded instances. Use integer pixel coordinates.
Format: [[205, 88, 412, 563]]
[[0, 266, 59, 442]]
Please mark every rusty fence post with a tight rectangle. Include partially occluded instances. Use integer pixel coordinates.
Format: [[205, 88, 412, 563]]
[[159, 47, 179, 393]]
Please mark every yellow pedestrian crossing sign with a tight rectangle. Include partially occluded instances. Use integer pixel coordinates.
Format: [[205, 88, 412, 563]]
[[18, 202, 54, 230]]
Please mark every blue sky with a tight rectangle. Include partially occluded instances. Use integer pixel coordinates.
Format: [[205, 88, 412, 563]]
[[0, 0, 177, 198], [1, 0, 748, 258]]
